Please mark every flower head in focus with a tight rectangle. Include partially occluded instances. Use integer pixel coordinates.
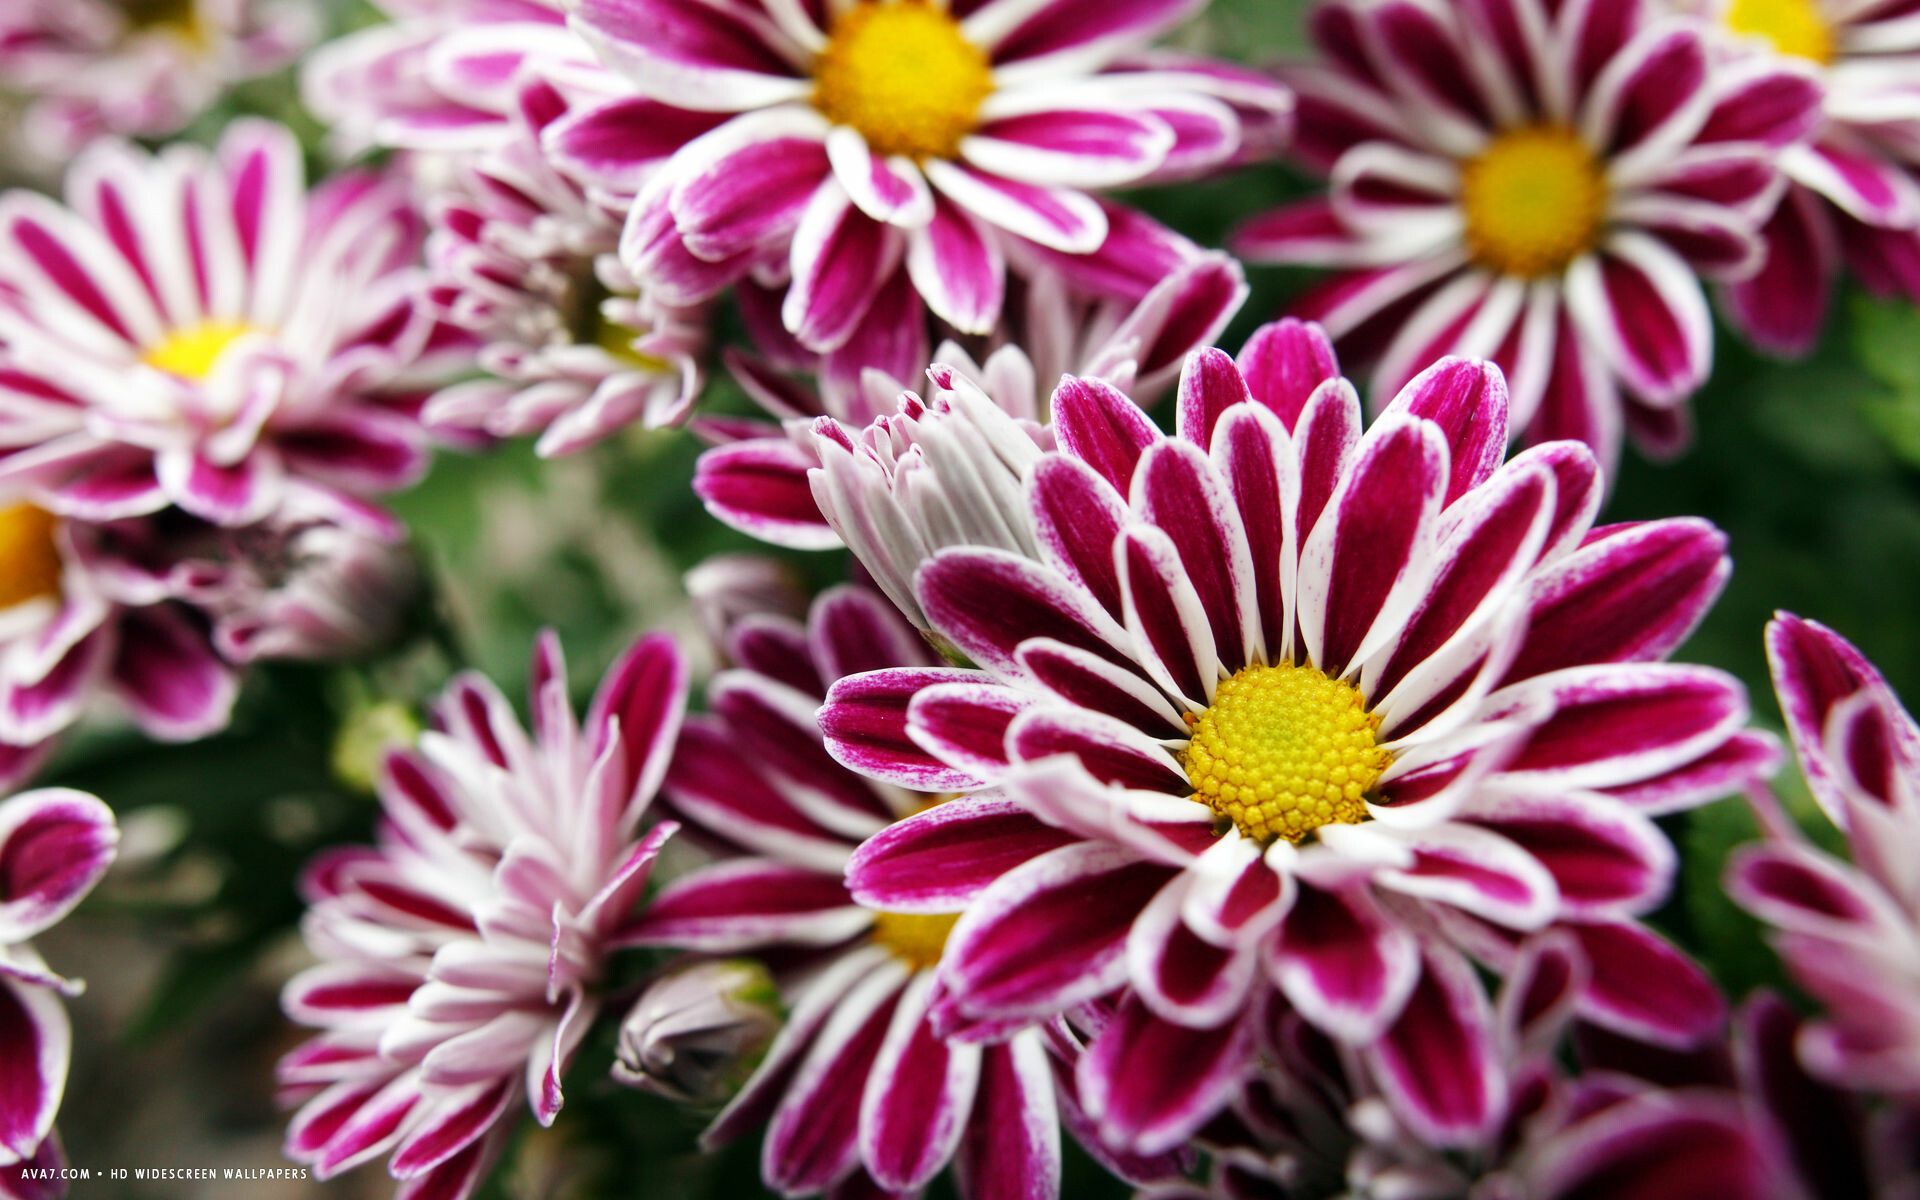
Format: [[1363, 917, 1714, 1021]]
[[551, 0, 1290, 356], [1727, 614, 1920, 1093], [1683, 0, 1920, 355], [1235, 0, 1822, 468], [0, 120, 470, 532], [0, 0, 315, 164], [0, 788, 117, 1183], [822, 321, 1777, 1154], [278, 631, 687, 1200]]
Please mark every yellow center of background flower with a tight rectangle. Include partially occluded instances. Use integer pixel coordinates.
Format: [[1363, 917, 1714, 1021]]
[[870, 910, 961, 969], [1725, 0, 1834, 63], [141, 320, 254, 381], [0, 504, 64, 610], [813, 0, 993, 160], [1181, 661, 1389, 844], [1459, 125, 1608, 278]]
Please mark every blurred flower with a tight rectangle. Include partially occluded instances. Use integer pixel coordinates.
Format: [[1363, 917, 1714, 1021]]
[[552, 0, 1289, 356], [822, 322, 1776, 1153], [706, 251, 1244, 564], [277, 631, 688, 1200], [417, 73, 708, 456], [612, 959, 783, 1106], [1235, 0, 1822, 468], [0, 0, 314, 163], [0, 506, 236, 758], [0, 120, 470, 531], [0, 788, 117, 1179], [624, 579, 1116, 1200], [1684, 0, 1920, 355], [169, 498, 422, 664], [1727, 614, 1920, 1092], [1147, 938, 1790, 1200]]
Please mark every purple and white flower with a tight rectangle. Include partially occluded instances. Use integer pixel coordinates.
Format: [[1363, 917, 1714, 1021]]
[[1683, 0, 1920, 355], [1727, 613, 1920, 1092], [822, 321, 1776, 1152], [1234, 0, 1822, 467], [277, 631, 687, 1200], [552, 0, 1290, 355], [0, 788, 117, 1184], [697, 247, 1246, 562], [0, 120, 470, 532], [622, 577, 1093, 1200], [0, 0, 314, 163], [415, 71, 708, 456]]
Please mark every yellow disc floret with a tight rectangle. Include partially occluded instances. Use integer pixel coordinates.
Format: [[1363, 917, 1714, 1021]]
[[1725, 0, 1834, 64], [1459, 125, 1608, 278], [0, 504, 63, 610], [1180, 661, 1390, 844], [813, 0, 994, 161], [871, 910, 962, 970], [141, 320, 255, 381]]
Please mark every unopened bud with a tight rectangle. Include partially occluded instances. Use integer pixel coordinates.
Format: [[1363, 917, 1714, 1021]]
[[613, 959, 783, 1107]]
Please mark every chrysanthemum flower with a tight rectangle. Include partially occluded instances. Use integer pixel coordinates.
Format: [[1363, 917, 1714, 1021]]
[[277, 631, 687, 1200], [1234, 0, 1821, 466], [0, 120, 470, 531], [416, 72, 709, 456], [0, 0, 314, 162], [553, 0, 1290, 354], [0, 504, 237, 758], [698, 248, 1245, 557], [1727, 614, 1920, 1092], [1146, 938, 1786, 1200], [0, 787, 117, 1183], [623, 578, 1136, 1200], [1686, 0, 1920, 355], [821, 321, 1776, 1151]]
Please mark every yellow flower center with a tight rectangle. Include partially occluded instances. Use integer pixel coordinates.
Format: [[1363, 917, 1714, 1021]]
[[0, 504, 63, 610], [1180, 662, 1390, 845], [1459, 125, 1608, 278], [1725, 0, 1834, 63], [813, 0, 994, 160], [121, 0, 208, 45], [141, 320, 255, 381], [870, 910, 962, 969]]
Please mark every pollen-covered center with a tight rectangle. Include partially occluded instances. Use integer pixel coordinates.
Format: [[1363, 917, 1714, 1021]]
[[1725, 0, 1834, 63], [1180, 662, 1390, 845], [141, 319, 255, 380], [0, 504, 63, 610], [1459, 125, 1608, 278], [871, 910, 961, 969], [813, 0, 993, 160]]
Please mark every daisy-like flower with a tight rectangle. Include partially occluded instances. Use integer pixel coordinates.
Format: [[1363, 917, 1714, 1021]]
[[698, 247, 1245, 555], [820, 321, 1777, 1152], [0, 120, 470, 532], [1686, 0, 1920, 355], [416, 71, 709, 456], [553, 0, 1290, 354], [1233, 0, 1822, 466], [0, 503, 237, 760], [0, 788, 117, 1186], [277, 631, 687, 1200], [0, 0, 314, 163], [624, 577, 1146, 1200], [1726, 613, 1920, 1092]]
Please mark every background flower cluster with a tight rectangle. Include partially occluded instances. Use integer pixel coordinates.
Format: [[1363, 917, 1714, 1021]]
[[3, 0, 1920, 1197]]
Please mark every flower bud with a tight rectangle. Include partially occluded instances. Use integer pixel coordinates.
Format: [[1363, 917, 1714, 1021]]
[[612, 959, 783, 1107]]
